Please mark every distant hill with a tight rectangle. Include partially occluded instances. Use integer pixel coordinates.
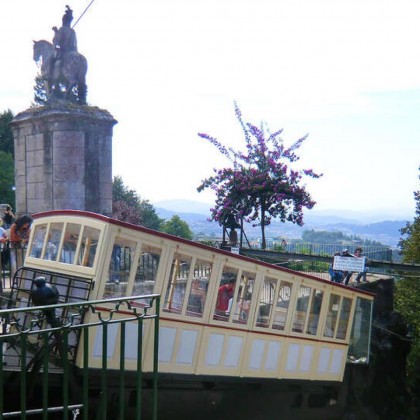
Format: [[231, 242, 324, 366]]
[[154, 199, 409, 247], [154, 199, 212, 215]]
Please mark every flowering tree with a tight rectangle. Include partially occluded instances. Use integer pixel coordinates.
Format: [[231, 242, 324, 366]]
[[197, 104, 322, 249]]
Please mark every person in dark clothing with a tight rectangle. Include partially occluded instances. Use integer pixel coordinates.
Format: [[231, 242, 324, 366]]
[[341, 249, 354, 285], [354, 247, 368, 283], [2, 205, 14, 229], [329, 252, 344, 283]]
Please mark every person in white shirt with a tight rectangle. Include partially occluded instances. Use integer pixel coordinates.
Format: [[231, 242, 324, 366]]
[[0, 226, 8, 247]]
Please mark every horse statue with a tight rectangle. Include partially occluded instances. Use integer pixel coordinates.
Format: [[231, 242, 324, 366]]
[[33, 40, 88, 105]]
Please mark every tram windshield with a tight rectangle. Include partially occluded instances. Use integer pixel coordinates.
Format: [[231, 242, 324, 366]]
[[28, 221, 101, 268], [347, 297, 373, 364]]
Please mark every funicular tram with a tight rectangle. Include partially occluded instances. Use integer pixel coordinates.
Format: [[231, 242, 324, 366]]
[[3, 210, 374, 418]]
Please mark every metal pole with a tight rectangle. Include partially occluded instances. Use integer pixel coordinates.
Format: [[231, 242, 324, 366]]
[[152, 297, 160, 420], [72, 0, 96, 28], [239, 215, 243, 249]]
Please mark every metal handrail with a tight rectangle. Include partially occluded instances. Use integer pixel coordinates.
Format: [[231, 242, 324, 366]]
[[0, 294, 160, 420]]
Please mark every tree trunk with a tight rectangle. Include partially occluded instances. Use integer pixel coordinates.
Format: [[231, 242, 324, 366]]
[[261, 206, 266, 250]]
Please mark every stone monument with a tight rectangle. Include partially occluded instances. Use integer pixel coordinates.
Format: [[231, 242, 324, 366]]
[[11, 6, 117, 217]]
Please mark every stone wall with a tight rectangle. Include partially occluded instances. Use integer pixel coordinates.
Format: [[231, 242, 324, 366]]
[[11, 105, 117, 216]]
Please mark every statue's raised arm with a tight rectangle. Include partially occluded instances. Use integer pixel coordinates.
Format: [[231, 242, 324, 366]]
[[33, 5, 87, 105]]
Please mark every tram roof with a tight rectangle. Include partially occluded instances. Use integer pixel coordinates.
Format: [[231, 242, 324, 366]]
[[32, 210, 375, 298]]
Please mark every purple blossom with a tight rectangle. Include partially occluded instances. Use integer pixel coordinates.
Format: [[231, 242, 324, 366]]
[[197, 104, 322, 249]]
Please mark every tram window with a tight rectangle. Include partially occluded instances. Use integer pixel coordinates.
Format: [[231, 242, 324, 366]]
[[78, 226, 100, 267], [213, 266, 239, 322], [232, 271, 255, 324], [102, 238, 136, 299], [292, 285, 311, 333], [44, 223, 63, 261], [29, 224, 47, 258], [257, 277, 276, 327], [348, 297, 372, 363], [336, 297, 352, 339], [133, 245, 162, 295], [60, 223, 81, 264], [164, 254, 192, 314], [324, 294, 341, 338], [307, 289, 323, 335], [187, 278, 204, 316], [186, 259, 212, 318], [271, 280, 292, 330]]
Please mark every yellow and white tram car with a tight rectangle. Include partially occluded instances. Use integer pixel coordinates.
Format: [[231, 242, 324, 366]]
[[11, 210, 374, 384]]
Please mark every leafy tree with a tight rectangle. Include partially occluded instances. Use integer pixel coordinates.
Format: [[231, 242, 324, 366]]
[[302, 229, 383, 246], [399, 168, 420, 263], [198, 104, 322, 249], [113, 176, 140, 209], [138, 200, 164, 231], [0, 109, 15, 157], [0, 151, 15, 206], [161, 215, 193, 240], [0, 110, 15, 207], [396, 167, 420, 417], [302, 229, 346, 244], [112, 176, 163, 230], [112, 199, 143, 226]]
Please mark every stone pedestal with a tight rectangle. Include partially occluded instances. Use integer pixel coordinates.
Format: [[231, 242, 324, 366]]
[[11, 105, 117, 216]]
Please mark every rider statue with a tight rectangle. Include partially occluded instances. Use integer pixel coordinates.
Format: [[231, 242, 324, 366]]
[[51, 6, 78, 77], [33, 5, 88, 104]]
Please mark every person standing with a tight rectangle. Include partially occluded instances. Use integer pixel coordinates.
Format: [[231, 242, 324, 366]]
[[0, 225, 8, 245], [0, 224, 8, 259], [9, 215, 33, 278], [329, 252, 344, 283], [0, 225, 8, 291], [2, 205, 15, 229], [215, 278, 236, 316], [10, 215, 32, 248], [341, 249, 354, 285], [343, 247, 367, 285], [354, 247, 368, 283]]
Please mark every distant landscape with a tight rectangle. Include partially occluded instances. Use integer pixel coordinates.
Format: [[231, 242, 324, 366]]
[[154, 199, 411, 248]]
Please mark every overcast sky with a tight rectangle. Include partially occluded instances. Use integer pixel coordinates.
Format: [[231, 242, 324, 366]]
[[1, 0, 419, 219]]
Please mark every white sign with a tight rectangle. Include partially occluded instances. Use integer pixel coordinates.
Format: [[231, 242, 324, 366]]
[[230, 247, 240, 255], [333, 256, 366, 272]]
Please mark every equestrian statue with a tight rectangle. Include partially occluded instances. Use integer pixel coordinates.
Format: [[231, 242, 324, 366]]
[[33, 6, 87, 105]]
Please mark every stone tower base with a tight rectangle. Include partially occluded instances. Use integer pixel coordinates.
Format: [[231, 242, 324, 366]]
[[11, 105, 117, 216]]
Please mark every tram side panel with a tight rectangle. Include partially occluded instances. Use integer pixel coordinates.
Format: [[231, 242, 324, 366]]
[[19, 212, 374, 383], [79, 233, 370, 382], [75, 225, 172, 371]]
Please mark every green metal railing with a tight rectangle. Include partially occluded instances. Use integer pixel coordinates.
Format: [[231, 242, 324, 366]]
[[0, 294, 160, 420]]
